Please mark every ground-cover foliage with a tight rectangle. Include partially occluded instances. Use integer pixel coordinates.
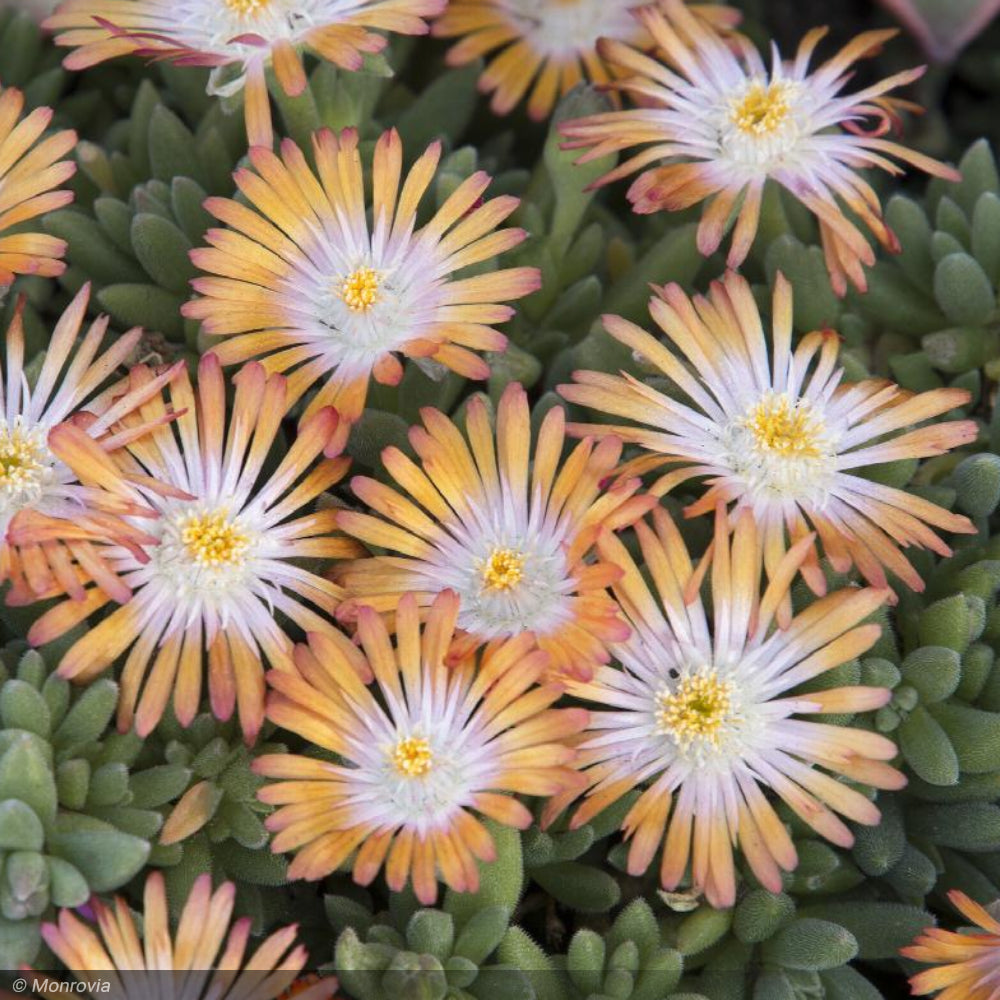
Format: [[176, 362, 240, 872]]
[[3, 1, 1000, 998]]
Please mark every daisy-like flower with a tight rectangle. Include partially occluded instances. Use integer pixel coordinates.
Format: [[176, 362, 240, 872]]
[[34, 870, 339, 997], [254, 589, 587, 904], [0, 84, 76, 286], [182, 128, 539, 423], [558, 0, 960, 295], [43, 0, 443, 148], [559, 271, 977, 604], [431, 0, 740, 121], [25, 352, 366, 743], [335, 382, 655, 680], [902, 890, 1000, 999], [544, 505, 905, 908], [0, 284, 182, 606]]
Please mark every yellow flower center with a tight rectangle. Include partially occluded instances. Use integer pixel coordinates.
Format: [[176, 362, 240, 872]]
[[393, 736, 433, 778], [745, 394, 821, 458], [731, 82, 791, 136], [181, 510, 250, 568], [339, 267, 381, 312], [656, 672, 734, 751], [223, 0, 271, 15], [0, 428, 43, 490], [481, 547, 525, 591]]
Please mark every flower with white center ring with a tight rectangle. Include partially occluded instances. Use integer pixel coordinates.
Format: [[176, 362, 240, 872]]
[[558, 0, 961, 295], [542, 505, 905, 908], [0, 284, 183, 607], [334, 381, 657, 681], [254, 589, 588, 904], [44, 0, 444, 147], [432, 0, 740, 121], [25, 352, 366, 743], [559, 271, 977, 614], [182, 127, 540, 425]]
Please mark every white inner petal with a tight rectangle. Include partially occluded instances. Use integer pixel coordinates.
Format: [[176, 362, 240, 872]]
[[150, 503, 262, 596], [0, 417, 61, 535], [719, 390, 836, 505], [416, 512, 577, 639], [340, 712, 498, 833], [496, 0, 640, 58], [714, 79, 807, 171], [283, 237, 450, 381], [168, 0, 359, 58]]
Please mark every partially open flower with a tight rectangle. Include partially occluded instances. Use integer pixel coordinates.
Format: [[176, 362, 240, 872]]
[[432, 0, 740, 121], [903, 890, 1000, 999], [44, 0, 443, 147], [0, 84, 75, 286], [35, 870, 338, 997]]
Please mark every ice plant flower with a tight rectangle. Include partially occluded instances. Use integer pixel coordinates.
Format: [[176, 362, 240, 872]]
[[43, 0, 444, 148], [254, 589, 587, 903], [558, 0, 960, 294], [559, 271, 977, 603], [334, 381, 655, 680], [0, 284, 181, 606], [544, 505, 905, 908], [0, 84, 76, 286], [26, 352, 365, 743], [34, 870, 338, 998], [183, 127, 539, 423], [432, 0, 740, 121], [903, 890, 1000, 998]]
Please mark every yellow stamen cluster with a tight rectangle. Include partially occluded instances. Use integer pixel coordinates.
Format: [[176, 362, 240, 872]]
[[731, 82, 791, 136], [339, 266, 381, 312], [224, 0, 271, 15], [481, 547, 525, 591], [745, 393, 822, 458], [393, 736, 434, 778], [0, 427, 43, 491], [656, 672, 735, 751], [181, 510, 251, 568]]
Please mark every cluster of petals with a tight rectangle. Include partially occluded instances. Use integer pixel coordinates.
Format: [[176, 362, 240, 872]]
[[255, 589, 588, 903], [44, 0, 445, 146], [544, 506, 904, 907], [23, 352, 364, 743], [558, 0, 960, 294], [560, 271, 977, 607], [33, 870, 337, 1000], [0, 82, 76, 285], [0, 0, 983, 938], [182, 127, 538, 423], [903, 890, 1000, 1000], [1, 284, 182, 605], [334, 381, 655, 679], [432, 0, 740, 120]]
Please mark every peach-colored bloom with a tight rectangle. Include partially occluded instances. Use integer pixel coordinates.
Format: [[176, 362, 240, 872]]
[[559, 0, 959, 294], [183, 128, 539, 423]]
